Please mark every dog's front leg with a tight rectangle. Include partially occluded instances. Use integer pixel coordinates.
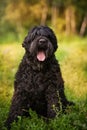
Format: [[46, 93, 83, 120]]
[[5, 89, 29, 129], [45, 87, 60, 118]]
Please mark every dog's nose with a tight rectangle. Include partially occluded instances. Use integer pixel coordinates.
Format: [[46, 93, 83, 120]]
[[38, 38, 48, 50], [39, 39, 46, 44]]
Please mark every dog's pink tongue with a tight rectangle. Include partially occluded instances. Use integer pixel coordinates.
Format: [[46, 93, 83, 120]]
[[37, 51, 46, 61]]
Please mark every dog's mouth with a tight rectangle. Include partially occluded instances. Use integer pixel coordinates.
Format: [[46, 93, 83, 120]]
[[37, 51, 46, 62]]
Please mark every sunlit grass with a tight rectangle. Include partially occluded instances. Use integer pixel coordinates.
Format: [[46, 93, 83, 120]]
[[0, 42, 24, 59], [0, 42, 24, 101], [56, 37, 87, 102], [62, 51, 87, 102]]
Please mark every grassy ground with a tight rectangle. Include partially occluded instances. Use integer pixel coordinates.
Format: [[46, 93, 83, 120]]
[[0, 37, 87, 130]]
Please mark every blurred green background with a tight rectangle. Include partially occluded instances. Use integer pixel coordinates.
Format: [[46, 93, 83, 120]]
[[0, 0, 87, 42], [0, 0, 87, 130]]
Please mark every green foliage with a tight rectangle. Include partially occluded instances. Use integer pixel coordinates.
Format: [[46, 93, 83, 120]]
[[11, 109, 47, 130], [1, 104, 87, 130], [0, 97, 10, 130], [49, 104, 87, 130]]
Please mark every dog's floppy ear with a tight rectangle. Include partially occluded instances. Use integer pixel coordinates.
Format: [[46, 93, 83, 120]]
[[22, 42, 25, 48], [22, 35, 31, 51], [22, 36, 27, 48], [51, 30, 58, 52], [22, 26, 37, 49], [53, 39, 58, 52], [22, 43, 25, 47], [50, 34, 58, 52]]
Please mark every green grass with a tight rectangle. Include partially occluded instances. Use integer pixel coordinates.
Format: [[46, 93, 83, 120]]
[[0, 37, 87, 130]]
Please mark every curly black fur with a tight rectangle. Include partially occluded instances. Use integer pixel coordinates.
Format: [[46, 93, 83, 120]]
[[5, 26, 73, 129]]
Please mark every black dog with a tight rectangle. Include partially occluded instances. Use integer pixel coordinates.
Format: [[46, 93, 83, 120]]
[[5, 26, 73, 129]]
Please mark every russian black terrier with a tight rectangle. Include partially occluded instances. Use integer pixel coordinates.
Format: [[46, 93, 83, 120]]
[[5, 26, 73, 129]]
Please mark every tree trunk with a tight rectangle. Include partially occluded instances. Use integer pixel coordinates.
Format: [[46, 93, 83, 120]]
[[65, 6, 76, 35], [71, 7, 76, 34], [80, 14, 87, 36], [65, 7, 71, 35], [51, 3, 58, 29], [40, 0, 48, 25]]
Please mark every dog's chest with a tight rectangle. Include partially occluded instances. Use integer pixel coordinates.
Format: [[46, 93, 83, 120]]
[[32, 72, 47, 89], [27, 70, 50, 94]]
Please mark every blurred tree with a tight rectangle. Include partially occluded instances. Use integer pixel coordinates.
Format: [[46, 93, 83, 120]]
[[4, 0, 43, 39], [48, 0, 65, 32], [40, 0, 48, 25], [0, 0, 9, 35], [80, 14, 87, 36], [4, 0, 49, 34], [75, 0, 87, 36], [64, 0, 87, 36], [51, 0, 58, 29], [0, 0, 87, 42], [64, 0, 77, 35]]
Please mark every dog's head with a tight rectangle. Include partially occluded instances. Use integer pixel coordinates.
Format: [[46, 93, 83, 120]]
[[22, 26, 58, 62]]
